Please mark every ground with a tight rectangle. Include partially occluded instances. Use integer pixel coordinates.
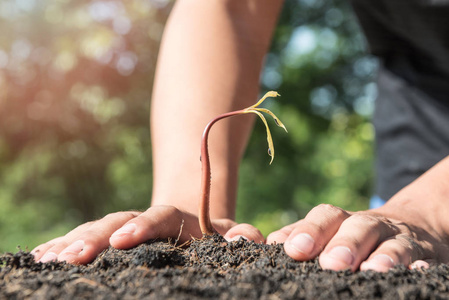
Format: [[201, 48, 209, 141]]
[[1, 235, 449, 299]]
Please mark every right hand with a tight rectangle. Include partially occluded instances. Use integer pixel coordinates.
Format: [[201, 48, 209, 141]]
[[31, 205, 264, 265]]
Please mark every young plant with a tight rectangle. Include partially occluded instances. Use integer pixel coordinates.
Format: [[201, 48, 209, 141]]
[[199, 91, 288, 235]]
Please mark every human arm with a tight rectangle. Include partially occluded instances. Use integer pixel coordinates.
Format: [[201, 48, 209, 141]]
[[31, 0, 284, 264], [267, 155, 449, 272], [150, 0, 283, 220]]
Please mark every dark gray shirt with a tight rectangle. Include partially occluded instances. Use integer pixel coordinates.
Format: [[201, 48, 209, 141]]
[[351, 0, 449, 200]]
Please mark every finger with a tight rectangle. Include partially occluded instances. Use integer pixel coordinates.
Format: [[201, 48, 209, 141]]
[[223, 223, 265, 243], [40, 212, 139, 264], [266, 223, 297, 244], [319, 214, 399, 272], [283, 204, 350, 261], [109, 205, 202, 249], [410, 260, 433, 270], [359, 235, 427, 272], [32, 221, 96, 262], [31, 237, 64, 261], [58, 211, 140, 264]]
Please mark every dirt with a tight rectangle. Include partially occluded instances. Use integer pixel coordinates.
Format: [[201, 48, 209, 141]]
[[1, 234, 449, 299]]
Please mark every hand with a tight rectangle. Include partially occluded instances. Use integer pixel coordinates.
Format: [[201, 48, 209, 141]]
[[267, 203, 449, 272], [31, 205, 264, 264]]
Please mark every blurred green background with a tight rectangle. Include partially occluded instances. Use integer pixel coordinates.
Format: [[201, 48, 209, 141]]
[[0, 0, 377, 253]]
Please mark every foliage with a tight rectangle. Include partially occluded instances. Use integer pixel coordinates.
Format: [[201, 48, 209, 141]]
[[0, 0, 376, 252]]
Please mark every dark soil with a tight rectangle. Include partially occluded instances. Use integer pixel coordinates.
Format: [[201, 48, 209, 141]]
[[1, 235, 449, 299]]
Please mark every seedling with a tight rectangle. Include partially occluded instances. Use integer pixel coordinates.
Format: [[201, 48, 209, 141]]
[[199, 91, 288, 235]]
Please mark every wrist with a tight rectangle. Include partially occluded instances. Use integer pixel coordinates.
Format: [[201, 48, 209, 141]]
[[375, 156, 449, 242], [151, 162, 238, 220]]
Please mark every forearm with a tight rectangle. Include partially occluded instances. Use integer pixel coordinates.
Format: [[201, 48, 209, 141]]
[[150, 0, 283, 219]]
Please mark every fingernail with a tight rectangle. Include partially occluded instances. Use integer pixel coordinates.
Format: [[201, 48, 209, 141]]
[[225, 235, 249, 242], [361, 254, 395, 272], [288, 233, 315, 255], [327, 246, 354, 267], [60, 240, 85, 257], [39, 252, 58, 263], [370, 254, 394, 268], [111, 223, 137, 238]]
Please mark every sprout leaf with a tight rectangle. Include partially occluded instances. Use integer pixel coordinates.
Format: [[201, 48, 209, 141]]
[[243, 91, 287, 164]]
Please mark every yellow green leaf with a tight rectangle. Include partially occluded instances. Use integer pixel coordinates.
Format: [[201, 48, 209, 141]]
[[249, 91, 281, 109], [254, 108, 288, 133], [239, 91, 288, 164], [244, 109, 275, 164]]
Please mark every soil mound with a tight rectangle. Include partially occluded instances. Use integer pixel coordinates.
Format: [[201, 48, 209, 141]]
[[1, 235, 449, 299]]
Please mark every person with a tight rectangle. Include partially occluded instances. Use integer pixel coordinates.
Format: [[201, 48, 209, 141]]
[[31, 0, 449, 272]]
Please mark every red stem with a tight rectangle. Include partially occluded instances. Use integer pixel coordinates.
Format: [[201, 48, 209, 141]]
[[199, 110, 244, 235]]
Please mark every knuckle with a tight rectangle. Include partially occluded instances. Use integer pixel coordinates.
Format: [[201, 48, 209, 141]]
[[103, 211, 140, 222], [122, 211, 141, 219], [312, 204, 347, 218], [82, 221, 95, 228], [349, 213, 383, 227], [397, 234, 415, 248], [315, 203, 336, 212], [396, 233, 425, 260], [164, 206, 183, 220], [306, 204, 348, 226], [396, 223, 413, 236], [103, 212, 121, 220], [150, 205, 181, 218]]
